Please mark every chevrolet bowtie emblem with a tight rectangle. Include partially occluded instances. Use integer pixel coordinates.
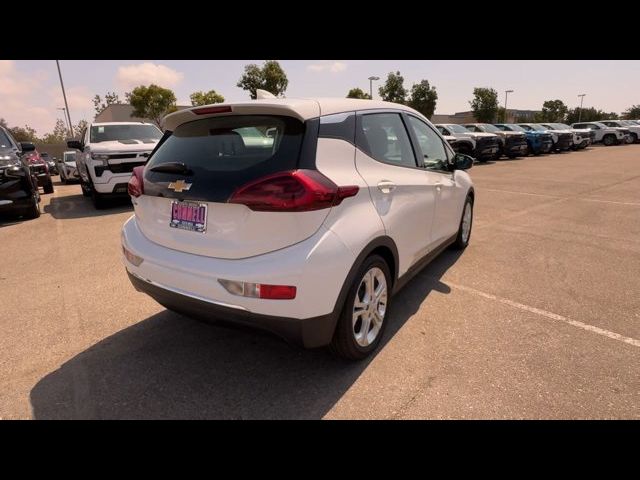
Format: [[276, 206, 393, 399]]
[[168, 180, 192, 193]]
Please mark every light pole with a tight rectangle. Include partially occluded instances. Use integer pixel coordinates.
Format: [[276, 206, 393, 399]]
[[504, 90, 514, 123], [368, 76, 380, 100], [57, 107, 72, 138], [56, 60, 74, 138], [578, 94, 586, 122]]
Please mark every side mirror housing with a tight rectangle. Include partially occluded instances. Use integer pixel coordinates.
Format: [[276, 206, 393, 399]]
[[452, 153, 474, 170], [20, 142, 36, 153], [4, 166, 26, 178], [67, 140, 83, 150]]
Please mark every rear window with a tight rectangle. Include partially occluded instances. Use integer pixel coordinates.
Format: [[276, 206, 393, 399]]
[[144, 115, 305, 202]]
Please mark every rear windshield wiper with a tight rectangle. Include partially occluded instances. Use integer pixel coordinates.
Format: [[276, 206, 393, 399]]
[[149, 162, 193, 175]]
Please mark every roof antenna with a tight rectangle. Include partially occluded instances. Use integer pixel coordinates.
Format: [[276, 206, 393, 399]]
[[256, 89, 276, 100]]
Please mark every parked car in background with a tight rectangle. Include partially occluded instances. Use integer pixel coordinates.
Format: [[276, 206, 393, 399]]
[[435, 124, 500, 162], [442, 134, 459, 152], [57, 151, 79, 183], [40, 152, 58, 175], [122, 98, 475, 360], [599, 120, 640, 143], [493, 123, 553, 155], [24, 149, 54, 194], [571, 122, 627, 146], [67, 122, 163, 208], [463, 123, 528, 159], [0, 126, 41, 219], [517, 123, 573, 152], [540, 122, 595, 150]]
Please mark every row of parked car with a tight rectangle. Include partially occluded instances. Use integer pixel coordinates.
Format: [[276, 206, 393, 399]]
[[435, 120, 640, 162]]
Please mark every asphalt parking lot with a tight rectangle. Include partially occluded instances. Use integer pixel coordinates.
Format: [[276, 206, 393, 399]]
[[1, 144, 639, 419]]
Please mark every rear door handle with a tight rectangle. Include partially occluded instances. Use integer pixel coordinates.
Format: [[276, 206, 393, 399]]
[[377, 181, 396, 193]]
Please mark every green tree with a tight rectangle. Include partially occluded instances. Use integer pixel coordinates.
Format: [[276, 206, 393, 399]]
[[378, 71, 407, 104], [41, 119, 70, 143], [539, 99, 568, 122], [190, 90, 225, 106], [346, 88, 371, 99], [93, 91, 122, 117], [9, 125, 39, 142], [469, 87, 499, 123], [73, 119, 89, 137], [408, 80, 438, 119], [126, 84, 177, 128], [565, 107, 615, 124], [622, 105, 640, 119], [237, 60, 288, 99]]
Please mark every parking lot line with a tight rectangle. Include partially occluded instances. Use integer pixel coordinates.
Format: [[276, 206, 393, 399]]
[[420, 276, 640, 349], [485, 188, 640, 207], [483, 188, 562, 198]]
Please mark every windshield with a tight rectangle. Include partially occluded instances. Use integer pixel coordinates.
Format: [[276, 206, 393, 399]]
[[63, 152, 76, 162], [478, 124, 501, 133], [90, 124, 162, 143], [620, 120, 637, 126], [0, 129, 14, 148], [447, 124, 471, 134], [504, 124, 526, 132], [523, 124, 547, 131], [552, 123, 571, 129]]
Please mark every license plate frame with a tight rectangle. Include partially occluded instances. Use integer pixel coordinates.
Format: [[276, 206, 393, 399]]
[[170, 201, 208, 233]]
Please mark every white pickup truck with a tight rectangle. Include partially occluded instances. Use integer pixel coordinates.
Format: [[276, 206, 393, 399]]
[[571, 121, 627, 146], [599, 120, 640, 143], [67, 122, 163, 208]]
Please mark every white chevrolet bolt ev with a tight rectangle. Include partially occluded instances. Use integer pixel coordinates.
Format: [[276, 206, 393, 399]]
[[121, 98, 475, 359]]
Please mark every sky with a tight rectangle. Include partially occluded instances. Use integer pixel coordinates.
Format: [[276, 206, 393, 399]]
[[1, 60, 639, 135]]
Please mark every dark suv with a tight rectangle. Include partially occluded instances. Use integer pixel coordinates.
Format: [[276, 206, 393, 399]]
[[0, 127, 41, 219]]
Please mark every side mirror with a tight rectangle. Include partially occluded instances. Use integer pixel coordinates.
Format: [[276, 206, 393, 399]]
[[67, 140, 83, 150], [452, 153, 474, 170], [20, 142, 35, 153]]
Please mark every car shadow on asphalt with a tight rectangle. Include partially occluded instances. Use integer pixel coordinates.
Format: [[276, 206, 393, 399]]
[[29, 249, 463, 419], [44, 194, 133, 219]]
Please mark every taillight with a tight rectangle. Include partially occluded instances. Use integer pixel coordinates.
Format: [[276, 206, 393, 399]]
[[218, 279, 296, 300], [228, 169, 358, 212], [128, 166, 144, 197]]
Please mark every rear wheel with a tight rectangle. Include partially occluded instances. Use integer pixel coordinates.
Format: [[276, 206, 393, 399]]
[[329, 255, 391, 360], [631, 133, 638, 144], [43, 176, 54, 194], [22, 194, 40, 219], [603, 134, 616, 146]]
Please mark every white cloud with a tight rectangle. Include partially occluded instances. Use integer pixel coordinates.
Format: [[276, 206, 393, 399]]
[[116, 62, 184, 90], [0, 60, 40, 97], [307, 61, 348, 73]]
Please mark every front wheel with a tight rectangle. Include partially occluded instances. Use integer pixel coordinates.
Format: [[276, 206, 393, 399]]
[[92, 189, 107, 209], [603, 134, 616, 146], [329, 255, 391, 360], [43, 177, 54, 194], [451, 195, 473, 250], [22, 194, 40, 219]]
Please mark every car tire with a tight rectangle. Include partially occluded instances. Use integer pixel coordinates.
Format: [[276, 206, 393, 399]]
[[603, 134, 616, 146], [451, 195, 473, 250], [92, 189, 107, 209], [22, 194, 40, 219], [631, 133, 638, 144], [43, 177, 54, 194], [329, 255, 392, 361], [81, 181, 91, 197]]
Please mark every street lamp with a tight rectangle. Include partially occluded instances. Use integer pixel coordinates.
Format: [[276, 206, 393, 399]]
[[56, 60, 74, 138], [578, 94, 587, 122], [504, 90, 514, 122], [368, 76, 380, 100], [57, 107, 72, 137]]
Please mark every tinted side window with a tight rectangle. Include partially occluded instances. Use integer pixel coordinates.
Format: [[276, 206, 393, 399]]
[[407, 116, 449, 171], [356, 113, 417, 168], [319, 112, 355, 144]]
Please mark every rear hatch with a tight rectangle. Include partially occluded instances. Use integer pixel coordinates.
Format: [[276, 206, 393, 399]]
[[134, 104, 334, 259]]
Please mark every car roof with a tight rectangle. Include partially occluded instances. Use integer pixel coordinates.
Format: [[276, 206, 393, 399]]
[[163, 97, 421, 131]]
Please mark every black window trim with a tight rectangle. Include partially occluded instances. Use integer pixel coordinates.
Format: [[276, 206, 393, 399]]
[[354, 109, 422, 171]]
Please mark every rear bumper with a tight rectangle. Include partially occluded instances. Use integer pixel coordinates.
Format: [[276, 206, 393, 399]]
[[121, 215, 356, 347], [127, 271, 336, 348]]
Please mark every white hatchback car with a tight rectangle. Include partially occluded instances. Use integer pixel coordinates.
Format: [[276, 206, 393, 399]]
[[121, 98, 475, 359]]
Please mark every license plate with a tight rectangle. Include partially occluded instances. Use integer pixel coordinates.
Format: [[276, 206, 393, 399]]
[[170, 201, 207, 233]]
